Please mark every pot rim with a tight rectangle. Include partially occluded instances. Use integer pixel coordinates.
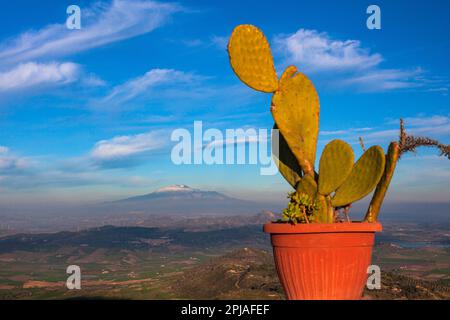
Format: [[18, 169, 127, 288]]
[[263, 221, 382, 234]]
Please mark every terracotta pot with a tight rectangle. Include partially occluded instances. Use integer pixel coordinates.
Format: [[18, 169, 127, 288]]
[[264, 222, 382, 300]]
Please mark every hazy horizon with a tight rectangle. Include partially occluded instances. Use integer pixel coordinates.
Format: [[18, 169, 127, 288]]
[[0, 0, 449, 217]]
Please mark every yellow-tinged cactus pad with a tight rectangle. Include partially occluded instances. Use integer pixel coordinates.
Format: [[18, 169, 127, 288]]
[[271, 66, 319, 176], [331, 146, 386, 207], [365, 142, 400, 222], [228, 24, 278, 93], [272, 124, 302, 188], [318, 139, 354, 195]]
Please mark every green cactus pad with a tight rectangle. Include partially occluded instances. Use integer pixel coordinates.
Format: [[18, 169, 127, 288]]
[[331, 146, 386, 207], [316, 194, 331, 223], [271, 66, 320, 177], [228, 24, 278, 93], [272, 124, 302, 188], [365, 142, 400, 222], [318, 139, 354, 195]]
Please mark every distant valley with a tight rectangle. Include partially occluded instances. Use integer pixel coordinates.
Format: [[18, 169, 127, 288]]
[[0, 216, 449, 300], [0, 184, 448, 300]]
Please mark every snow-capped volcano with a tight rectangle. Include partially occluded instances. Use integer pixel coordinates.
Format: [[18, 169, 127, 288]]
[[154, 184, 198, 193], [102, 184, 273, 216], [119, 184, 230, 201]]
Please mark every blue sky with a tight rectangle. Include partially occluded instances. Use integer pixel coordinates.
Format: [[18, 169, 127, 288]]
[[0, 0, 448, 208]]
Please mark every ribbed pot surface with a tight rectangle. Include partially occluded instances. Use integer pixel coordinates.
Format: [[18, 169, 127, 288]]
[[264, 222, 382, 300]]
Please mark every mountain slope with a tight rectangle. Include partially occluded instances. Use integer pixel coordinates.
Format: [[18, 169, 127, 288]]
[[98, 184, 275, 216], [117, 185, 231, 202]]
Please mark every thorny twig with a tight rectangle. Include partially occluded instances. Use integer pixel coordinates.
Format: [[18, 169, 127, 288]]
[[398, 118, 450, 159], [359, 136, 366, 152]]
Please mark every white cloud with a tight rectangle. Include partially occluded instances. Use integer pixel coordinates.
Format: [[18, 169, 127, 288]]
[[274, 29, 382, 72], [320, 127, 372, 136], [340, 68, 424, 92], [102, 68, 201, 104], [0, 62, 80, 92], [360, 123, 450, 144], [0, 144, 155, 191], [427, 87, 449, 95], [0, 146, 28, 172], [273, 28, 440, 92], [319, 115, 450, 146], [397, 115, 449, 127], [0, 0, 181, 65], [181, 39, 204, 47], [91, 130, 167, 161], [210, 35, 228, 50], [82, 74, 107, 87]]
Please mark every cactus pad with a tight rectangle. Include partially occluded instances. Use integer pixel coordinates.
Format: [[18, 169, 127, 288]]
[[365, 142, 400, 222], [316, 194, 332, 223], [272, 124, 302, 188], [271, 66, 320, 176], [318, 139, 354, 195], [228, 24, 278, 93], [331, 146, 386, 207]]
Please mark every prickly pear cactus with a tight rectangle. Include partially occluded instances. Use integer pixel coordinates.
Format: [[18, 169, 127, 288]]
[[227, 23, 398, 223], [365, 142, 400, 222], [271, 66, 319, 177], [228, 25, 278, 93], [332, 146, 386, 207], [318, 139, 354, 195]]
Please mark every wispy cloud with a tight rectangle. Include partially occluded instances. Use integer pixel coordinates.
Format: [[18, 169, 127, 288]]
[[210, 35, 228, 50], [176, 35, 228, 50], [0, 0, 182, 65], [90, 130, 168, 167], [94, 67, 260, 116], [320, 115, 450, 146], [389, 115, 449, 127], [426, 87, 449, 95], [0, 62, 80, 92], [100, 68, 205, 106], [339, 68, 424, 92], [0, 142, 159, 192], [320, 127, 373, 136], [273, 28, 442, 92], [0, 146, 28, 173], [274, 29, 382, 72]]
